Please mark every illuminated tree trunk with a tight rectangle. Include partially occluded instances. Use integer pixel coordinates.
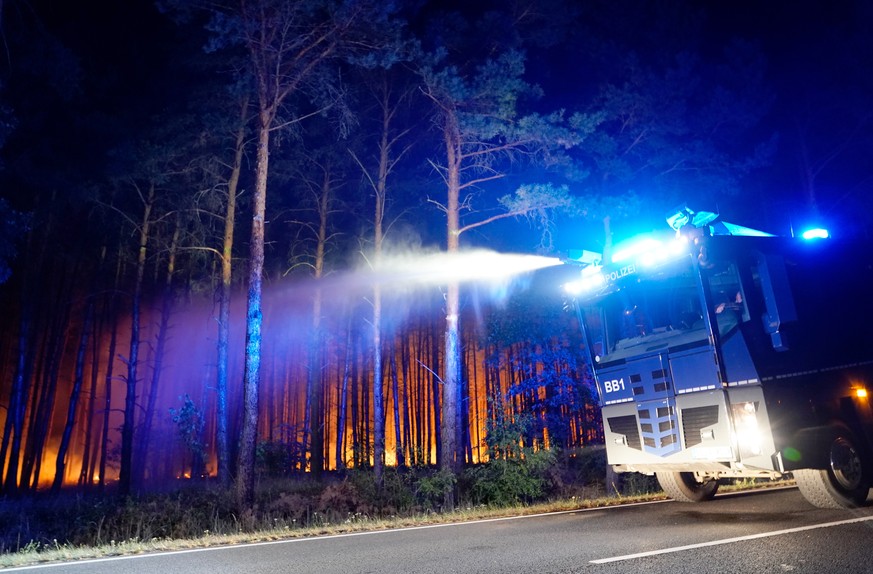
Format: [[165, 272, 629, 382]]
[[372, 286, 384, 479], [441, 113, 462, 478], [237, 112, 269, 510], [371, 109, 388, 483], [234, 0, 353, 510]]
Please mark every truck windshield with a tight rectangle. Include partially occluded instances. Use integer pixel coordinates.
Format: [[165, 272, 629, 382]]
[[581, 256, 712, 364]]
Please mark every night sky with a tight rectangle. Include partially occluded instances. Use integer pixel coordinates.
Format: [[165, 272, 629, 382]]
[[3, 0, 872, 252]]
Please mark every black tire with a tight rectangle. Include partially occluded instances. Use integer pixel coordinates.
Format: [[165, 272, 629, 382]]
[[795, 434, 871, 509], [656, 471, 719, 502]]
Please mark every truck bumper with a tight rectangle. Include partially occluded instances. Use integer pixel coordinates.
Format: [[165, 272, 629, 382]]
[[602, 386, 781, 477]]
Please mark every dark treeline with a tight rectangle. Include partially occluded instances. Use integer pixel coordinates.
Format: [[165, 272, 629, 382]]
[[1, 0, 873, 509]]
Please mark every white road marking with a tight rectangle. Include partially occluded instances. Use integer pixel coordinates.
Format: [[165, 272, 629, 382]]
[[590, 515, 873, 564]]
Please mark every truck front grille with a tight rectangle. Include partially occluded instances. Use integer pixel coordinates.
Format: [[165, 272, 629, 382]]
[[607, 415, 642, 450], [681, 405, 720, 447]]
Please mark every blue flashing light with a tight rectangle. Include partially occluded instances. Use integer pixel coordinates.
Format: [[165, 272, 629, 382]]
[[800, 228, 829, 240], [611, 235, 688, 266], [611, 237, 661, 263]]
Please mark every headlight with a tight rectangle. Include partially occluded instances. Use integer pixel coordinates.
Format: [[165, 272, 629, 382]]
[[731, 401, 762, 457]]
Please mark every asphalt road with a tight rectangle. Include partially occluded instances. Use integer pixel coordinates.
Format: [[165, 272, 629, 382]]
[[7, 487, 873, 574]]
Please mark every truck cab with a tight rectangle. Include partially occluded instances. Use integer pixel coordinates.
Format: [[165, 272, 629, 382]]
[[566, 211, 873, 508]]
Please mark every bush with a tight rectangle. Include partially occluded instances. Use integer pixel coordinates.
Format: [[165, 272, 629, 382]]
[[414, 468, 457, 511], [465, 449, 556, 506], [459, 408, 562, 507], [347, 469, 416, 516]]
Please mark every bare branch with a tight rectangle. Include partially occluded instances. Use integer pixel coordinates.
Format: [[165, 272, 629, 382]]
[[417, 360, 445, 385]]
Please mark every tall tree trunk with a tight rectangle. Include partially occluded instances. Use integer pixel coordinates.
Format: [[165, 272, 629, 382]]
[[461, 340, 472, 465], [359, 76, 409, 480], [441, 115, 463, 485], [351, 335, 360, 467], [98, 323, 117, 489], [401, 336, 413, 466], [52, 289, 95, 492], [1, 300, 32, 493], [372, 289, 383, 480], [237, 110, 270, 511], [119, 182, 155, 496], [305, 165, 331, 477], [99, 248, 123, 491], [389, 342, 403, 467], [335, 321, 352, 471], [18, 334, 45, 490], [470, 338, 482, 462], [430, 326, 441, 467], [235, 0, 347, 509], [216, 97, 247, 486], [415, 328, 425, 466], [80, 302, 103, 488], [362, 361, 371, 466]]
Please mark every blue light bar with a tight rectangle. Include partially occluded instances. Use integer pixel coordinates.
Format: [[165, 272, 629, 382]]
[[800, 228, 829, 240], [610, 234, 687, 266], [611, 237, 662, 263]]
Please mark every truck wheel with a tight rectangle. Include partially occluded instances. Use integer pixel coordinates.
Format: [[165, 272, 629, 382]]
[[795, 434, 871, 509], [656, 472, 719, 502]]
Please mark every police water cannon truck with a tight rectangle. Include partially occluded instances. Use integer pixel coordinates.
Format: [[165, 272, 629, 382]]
[[563, 206, 873, 508]]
